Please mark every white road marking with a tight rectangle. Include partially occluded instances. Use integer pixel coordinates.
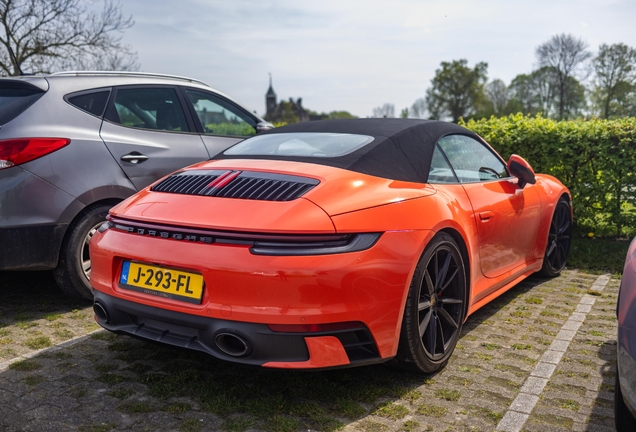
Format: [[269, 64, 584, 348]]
[[496, 274, 611, 432]]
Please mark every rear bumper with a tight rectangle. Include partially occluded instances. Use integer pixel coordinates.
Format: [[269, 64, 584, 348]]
[[0, 165, 81, 270], [0, 224, 68, 270], [90, 226, 433, 360], [93, 290, 383, 369]]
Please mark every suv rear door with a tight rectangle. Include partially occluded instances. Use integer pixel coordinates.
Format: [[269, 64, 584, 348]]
[[99, 85, 210, 190]]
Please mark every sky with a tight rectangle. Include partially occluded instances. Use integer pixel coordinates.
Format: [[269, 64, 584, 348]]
[[119, 0, 636, 118]]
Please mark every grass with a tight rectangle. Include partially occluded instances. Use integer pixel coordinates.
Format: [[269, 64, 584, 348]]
[[163, 402, 193, 413], [481, 342, 501, 350], [511, 343, 532, 350], [417, 404, 448, 417], [116, 401, 156, 414], [568, 237, 629, 274], [106, 388, 134, 400], [400, 420, 420, 431], [434, 389, 461, 402], [371, 402, 410, 420], [179, 418, 203, 432], [23, 336, 52, 349], [525, 296, 543, 304], [21, 374, 46, 386], [78, 423, 117, 432], [9, 360, 41, 371]]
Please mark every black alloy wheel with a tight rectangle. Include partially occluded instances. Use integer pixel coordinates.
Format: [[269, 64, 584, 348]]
[[540, 198, 572, 277], [394, 232, 466, 373]]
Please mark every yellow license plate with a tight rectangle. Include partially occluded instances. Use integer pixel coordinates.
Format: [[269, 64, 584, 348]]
[[119, 261, 204, 304]]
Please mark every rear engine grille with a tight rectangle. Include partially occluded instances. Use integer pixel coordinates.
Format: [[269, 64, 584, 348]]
[[151, 169, 319, 201]]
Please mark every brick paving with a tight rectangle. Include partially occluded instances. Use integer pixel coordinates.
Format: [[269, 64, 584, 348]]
[[0, 270, 619, 431]]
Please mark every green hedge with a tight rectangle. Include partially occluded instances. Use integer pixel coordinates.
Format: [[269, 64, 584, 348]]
[[459, 114, 636, 237]]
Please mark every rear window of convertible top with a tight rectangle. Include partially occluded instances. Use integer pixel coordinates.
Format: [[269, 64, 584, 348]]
[[224, 132, 374, 158]]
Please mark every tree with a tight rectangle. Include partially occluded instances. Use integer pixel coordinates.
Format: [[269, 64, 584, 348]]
[[591, 43, 636, 118], [507, 67, 585, 119], [485, 79, 509, 116], [410, 97, 426, 118], [0, 0, 138, 76], [425, 59, 488, 123], [400, 107, 409, 118], [326, 110, 357, 119], [508, 67, 557, 117], [371, 103, 395, 118], [536, 34, 591, 120]]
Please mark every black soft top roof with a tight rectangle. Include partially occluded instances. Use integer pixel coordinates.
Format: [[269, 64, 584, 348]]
[[216, 118, 482, 183]]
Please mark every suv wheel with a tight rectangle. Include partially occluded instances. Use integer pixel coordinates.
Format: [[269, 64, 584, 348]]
[[53, 204, 112, 301]]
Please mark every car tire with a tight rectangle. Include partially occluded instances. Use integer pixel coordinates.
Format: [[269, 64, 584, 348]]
[[393, 232, 467, 373], [539, 197, 572, 277], [616, 372, 636, 431], [53, 203, 112, 301]]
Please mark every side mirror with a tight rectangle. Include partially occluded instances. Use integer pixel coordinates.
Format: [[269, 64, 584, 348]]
[[256, 121, 274, 134], [508, 154, 536, 189]]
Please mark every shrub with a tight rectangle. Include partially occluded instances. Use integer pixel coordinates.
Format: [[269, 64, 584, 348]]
[[460, 114, 636, 237]]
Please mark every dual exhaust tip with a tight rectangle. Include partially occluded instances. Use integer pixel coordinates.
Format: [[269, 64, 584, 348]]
[[93, 302, 252, 357]]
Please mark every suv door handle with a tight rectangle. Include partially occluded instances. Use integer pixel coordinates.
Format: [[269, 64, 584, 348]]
[[121, 152, 148, 164]]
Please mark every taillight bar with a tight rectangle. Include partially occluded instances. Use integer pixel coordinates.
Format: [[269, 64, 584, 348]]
[[0, 138, 71, 169]]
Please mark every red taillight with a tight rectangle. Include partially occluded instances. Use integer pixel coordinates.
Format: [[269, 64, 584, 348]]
[[0, 138, 71, 169], [267, 321, 365, 333]]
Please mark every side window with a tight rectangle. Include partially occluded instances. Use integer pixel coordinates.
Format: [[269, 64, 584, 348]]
[[184, 89, 256, 137], [428, 144, 459, 183], [106, 87, 190, 132], [67, 91, 110, 117], [437, 135, 508, 183]]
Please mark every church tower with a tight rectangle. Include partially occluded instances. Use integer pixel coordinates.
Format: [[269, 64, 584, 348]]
[[265, 73, 277, 118]]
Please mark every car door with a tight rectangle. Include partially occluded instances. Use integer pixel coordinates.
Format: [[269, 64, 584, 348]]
[[99, 85, 211, 190], [180, 87, 257, 157], [437, 134, 542, 278]]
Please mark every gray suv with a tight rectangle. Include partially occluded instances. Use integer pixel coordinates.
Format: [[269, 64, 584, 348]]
[[0, 71, 272, 300]]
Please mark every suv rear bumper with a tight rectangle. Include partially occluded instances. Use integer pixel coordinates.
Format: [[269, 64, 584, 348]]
[[0, 224, 68, 270], [0, 166, 82, 270]]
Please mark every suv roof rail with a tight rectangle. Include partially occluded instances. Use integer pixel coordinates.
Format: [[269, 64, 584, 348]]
[[49, 71, 210, 87]]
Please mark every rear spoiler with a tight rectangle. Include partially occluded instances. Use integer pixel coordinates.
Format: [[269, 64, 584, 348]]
[[0, 77, 49, 92]]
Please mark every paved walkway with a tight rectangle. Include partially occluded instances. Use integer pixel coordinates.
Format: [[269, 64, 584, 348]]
[[0, 270, 619, 431]]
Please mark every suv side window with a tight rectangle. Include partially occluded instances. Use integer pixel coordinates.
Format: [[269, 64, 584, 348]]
[[428, 144, 459, 184], [106, 87, 190, 132], [67, 91, 110, 117], [184, 89, 256, 137], [437, 134, 508, 183]]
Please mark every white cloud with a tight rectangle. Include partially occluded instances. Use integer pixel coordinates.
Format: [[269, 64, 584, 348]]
[[119, 0, 636, 117]]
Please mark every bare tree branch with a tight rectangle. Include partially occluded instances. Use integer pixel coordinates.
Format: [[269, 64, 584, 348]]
[[0, 0, 138, 75], [371, 103, 395, 118], [536, 33, 591, 120]]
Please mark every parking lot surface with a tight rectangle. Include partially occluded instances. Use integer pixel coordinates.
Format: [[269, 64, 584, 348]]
[[0, 270, 619, 432]]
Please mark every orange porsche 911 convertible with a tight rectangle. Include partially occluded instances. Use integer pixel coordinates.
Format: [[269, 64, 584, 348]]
[[90, 119, 572, 373]]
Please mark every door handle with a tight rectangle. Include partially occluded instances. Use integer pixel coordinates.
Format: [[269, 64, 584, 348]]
[[121, 152, 149, 164], [479, 211, 495, 222]]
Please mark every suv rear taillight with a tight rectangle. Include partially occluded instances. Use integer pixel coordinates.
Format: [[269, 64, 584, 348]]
[[0, 138, 70, 169]]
